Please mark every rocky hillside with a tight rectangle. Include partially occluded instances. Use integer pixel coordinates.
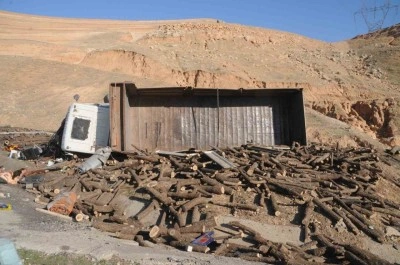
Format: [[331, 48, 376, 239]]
[[0, 11, 399, 147]]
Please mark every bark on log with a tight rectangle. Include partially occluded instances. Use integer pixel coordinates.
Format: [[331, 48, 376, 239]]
[[312, 197, 342, 224], [269, 192, 281, 216], [181, 197, 210, 212], [370, 206, 400, 218], [332, 207, 359, 235], [191, 205, 201, 223], [344, 245, 392, 265], [145, 186, 175, 205], [167, 191, 199, 200], [211, 200, 259, 212], [135, 235, 153, 247]]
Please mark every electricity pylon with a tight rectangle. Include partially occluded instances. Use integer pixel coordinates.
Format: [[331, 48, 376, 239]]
[[354, 0, 399, 33]]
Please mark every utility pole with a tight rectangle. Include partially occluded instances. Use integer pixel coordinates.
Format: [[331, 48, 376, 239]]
[[354, 0, 399, 33]]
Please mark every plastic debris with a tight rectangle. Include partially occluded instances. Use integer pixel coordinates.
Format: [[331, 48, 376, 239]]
[[0, 238, 22, 265], [191, 231, 215, 246], [77, 146, 112, 174], [0, 203, 12, 210]]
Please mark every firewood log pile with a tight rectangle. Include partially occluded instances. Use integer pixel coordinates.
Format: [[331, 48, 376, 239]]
[[22, 142, 400, 264]]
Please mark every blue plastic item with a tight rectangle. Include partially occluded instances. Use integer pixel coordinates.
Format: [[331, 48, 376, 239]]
[[0, 238, 22, 265]]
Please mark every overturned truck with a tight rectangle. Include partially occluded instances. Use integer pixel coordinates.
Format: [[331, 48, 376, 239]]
[[108, 82, 307, 152]]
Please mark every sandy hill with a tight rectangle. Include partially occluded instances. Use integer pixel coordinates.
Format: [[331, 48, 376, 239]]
[[0, 11, 399, 148]]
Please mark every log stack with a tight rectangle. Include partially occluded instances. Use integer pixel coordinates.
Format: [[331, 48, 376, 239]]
[[25, 142, 400, 264]]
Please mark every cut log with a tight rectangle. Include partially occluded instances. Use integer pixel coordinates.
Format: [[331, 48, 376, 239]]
[[181, 197, 210, 212], [145, 186, 175, 205], [191, 205, 201, 223], [312, 197, 342, 224], [269, 192, 281, 216]]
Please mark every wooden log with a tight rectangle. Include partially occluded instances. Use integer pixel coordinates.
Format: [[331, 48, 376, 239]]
[[259, 191, 267, 210], [95, 192, 115, 206], [191, 205, 201, 223], [149, 225, 168, 238], [176, 179, 201, 191], [299, 240, 318, 251], [389, 216, 400, 227], [344, 211, 384, 243], [74, 201, 91, 217], [267, 181, 304, 198], [134, 200, 160, 221], [197, 170, 235, 195], [167, 191, 199, 200], [168, 240, 191, 250], [79, 189, 102, 201], [179, 223, 205, 234], [246, 162, 259, 176], [108, 215, 128, 224], [351, 204, 376, 218], [238, 168, 266, 185], [145, 186, 174, 205], [211, 200, 259, 212], [345, 251, 368, 265], [134, 155, 160, 163], [269, 192, 281, 216], [307, 247, 327, 257], [214, 243, 229, 256], [302, 200, 314, 225], [71, 208, 85, 222], [344, 245, 392, 265], [214, 171, 237, 181], [312, 197, 342, 224], [370, 206, 400, 219], [332, 207, 359, 235], [357, 190, 399, 210], [168, 205, 186, 227], [312, 153, 330, 165], [314, 234, 344, 255], [135, 235, 153, 247], [214, 226, 244, 237], [181, 197, 210, 212], [184, 217, 218, 231], [200, 185, 224, 195]]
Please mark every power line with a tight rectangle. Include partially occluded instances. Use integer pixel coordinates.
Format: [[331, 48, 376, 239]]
[[354, 0, 399, 33]]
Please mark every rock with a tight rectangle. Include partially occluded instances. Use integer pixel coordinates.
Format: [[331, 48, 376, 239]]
[[385, 226, 400, 237], [334, 219, 347, 233]]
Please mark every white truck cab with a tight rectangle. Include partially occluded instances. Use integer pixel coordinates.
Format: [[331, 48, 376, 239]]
[[61, 103, 110, 154]]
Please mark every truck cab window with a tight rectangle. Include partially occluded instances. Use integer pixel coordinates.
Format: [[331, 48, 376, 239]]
[[71, 118, 90, 140]]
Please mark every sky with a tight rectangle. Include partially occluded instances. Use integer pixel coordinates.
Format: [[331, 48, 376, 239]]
[[0, 0, 399, 42]]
